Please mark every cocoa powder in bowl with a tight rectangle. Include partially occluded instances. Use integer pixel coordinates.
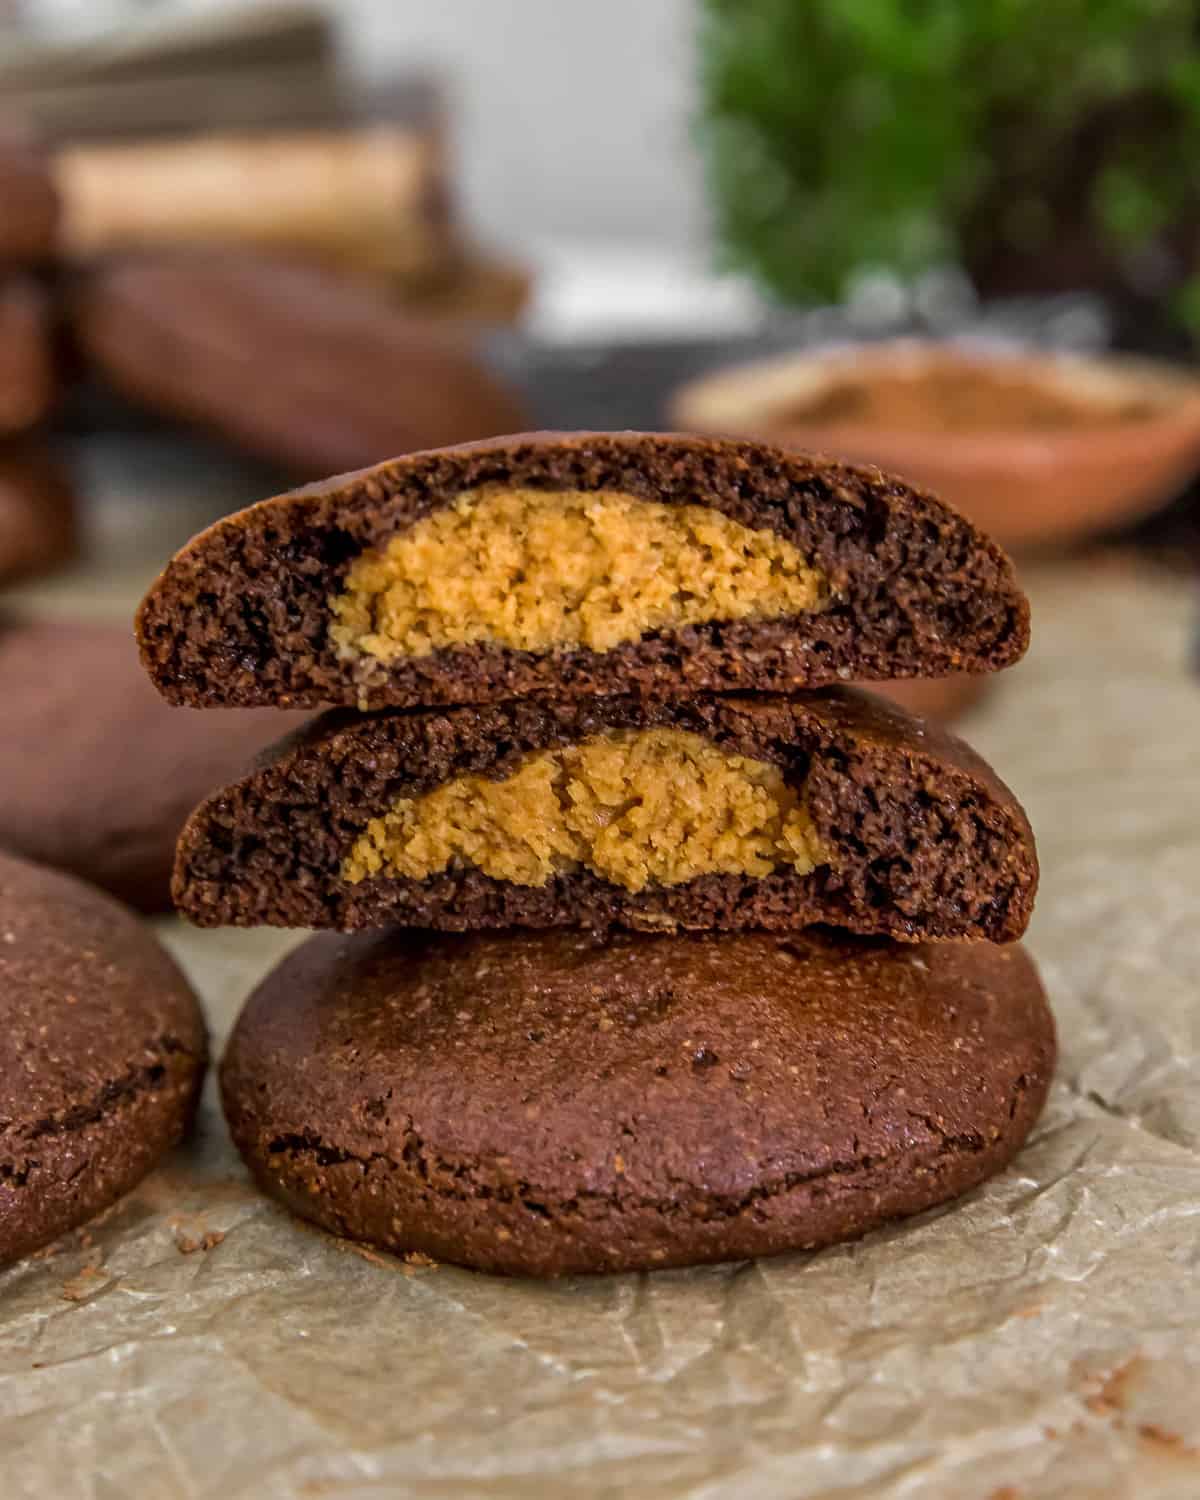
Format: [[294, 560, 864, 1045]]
[[784, 360, 1158, 433], [670, 343, 1200, 548]]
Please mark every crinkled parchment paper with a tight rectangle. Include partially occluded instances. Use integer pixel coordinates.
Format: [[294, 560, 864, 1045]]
[[3, 533, 1200, 1499]]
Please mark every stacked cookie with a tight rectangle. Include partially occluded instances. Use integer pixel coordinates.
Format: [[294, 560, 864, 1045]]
[[139, 431, 1053, 1277]]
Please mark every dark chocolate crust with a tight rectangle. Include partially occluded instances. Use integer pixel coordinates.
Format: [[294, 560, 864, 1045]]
[[175, 686, 1038, 942], [0, 619, 306, 912], [72, 252, 529, 478], [0, 852, 207, 1265], [221, 925, 1056, 1277], [136, 431, 1030, 710]]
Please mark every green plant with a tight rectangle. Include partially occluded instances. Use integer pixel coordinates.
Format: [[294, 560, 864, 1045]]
[[698, 0, 1200, 331]]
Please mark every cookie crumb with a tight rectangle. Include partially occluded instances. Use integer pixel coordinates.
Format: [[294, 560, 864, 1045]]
[[1138, 1423, 1199, 1457], [60, 1264, 105, 1302], [1084, 1354, 1146, 1415], [176, 1229, 226, 1255], [344, 1243, 392, 1271]]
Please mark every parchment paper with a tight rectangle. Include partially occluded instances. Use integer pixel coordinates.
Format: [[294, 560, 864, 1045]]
[[4, 497, 1200, 1496]]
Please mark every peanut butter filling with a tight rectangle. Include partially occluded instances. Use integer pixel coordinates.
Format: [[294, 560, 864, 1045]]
[[329, 485, 828, 660], [342, 728, 827, 893]]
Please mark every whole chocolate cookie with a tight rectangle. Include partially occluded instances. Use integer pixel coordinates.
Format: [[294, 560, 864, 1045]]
[[72, 251, 528, 477], [221, 926, 1055, 1276], [0, 619, 306, 912], [0, 278, 57, 436], [0, 445, 76, 583], [175, 686, 1037, 943], [136, 431, 1029, 711], [0, 851, 207, 1264]]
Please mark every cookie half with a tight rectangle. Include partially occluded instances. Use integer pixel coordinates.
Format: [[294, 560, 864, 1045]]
[[221, 926, 1055, 1277], [0, 852, 207, 1264], [0, 618, 306, 912], [175, 687, 1037, 943], [136, 431, 1029, 710]]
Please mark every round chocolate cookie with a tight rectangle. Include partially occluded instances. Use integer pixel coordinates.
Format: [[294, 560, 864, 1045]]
[[0, 851, 207, 1264], [0, 618, 307, 911], [222, 927, 1055, 1277]]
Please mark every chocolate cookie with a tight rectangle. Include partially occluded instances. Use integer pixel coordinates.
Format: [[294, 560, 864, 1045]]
[[0, 278, 57, 436], [221, 925, 1055, 1276], [175, 687, 1037, 943], [136, 431, 1029, 711], [72, 252, 528, 477], [0, 619, 306, 912], [0, 851, 207, 1264], [0, 137, 58, 265], [0, 445, 77, 583]]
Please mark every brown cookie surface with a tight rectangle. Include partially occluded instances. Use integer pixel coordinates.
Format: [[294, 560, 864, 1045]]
[[71, 251, 528, 477], [0, 278, 57, 436], [0, 445, 77, 583], [175, 686, 1037, 943], [221, 925, 1055, 1277], [136, 431, 1029, 711], [0, 851, 207, 1264], [0, 619, 307, 912]]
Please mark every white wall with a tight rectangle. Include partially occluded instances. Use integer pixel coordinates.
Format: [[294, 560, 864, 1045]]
[[339, 0, 708, 254]]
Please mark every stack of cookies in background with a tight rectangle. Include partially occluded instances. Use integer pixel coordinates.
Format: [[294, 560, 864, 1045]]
[[138, 430, 1054, 1277], [0, 136, 76, 586], [0, 5, 530, 622], [0, 6, 530, 509], [0, 127, 526, 513]]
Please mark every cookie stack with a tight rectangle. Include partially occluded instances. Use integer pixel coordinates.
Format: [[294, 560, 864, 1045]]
[[0, 138, 75, 583], [139, 431, 1054, 1277]]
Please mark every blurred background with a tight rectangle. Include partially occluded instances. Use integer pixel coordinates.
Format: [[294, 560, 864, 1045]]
[[4, 0, 1200, 636]]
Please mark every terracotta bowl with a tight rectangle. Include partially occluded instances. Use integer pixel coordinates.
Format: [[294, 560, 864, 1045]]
[[669, 340, 1200, 549]]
